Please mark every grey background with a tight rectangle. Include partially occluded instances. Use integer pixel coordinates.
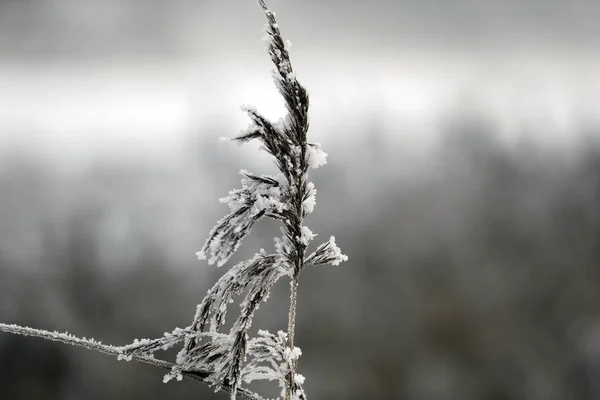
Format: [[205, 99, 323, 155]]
[[1, 0, 600, 399]]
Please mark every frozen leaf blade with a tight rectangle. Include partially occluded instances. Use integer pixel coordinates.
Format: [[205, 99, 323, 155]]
[[304, 236, 348, 268], [302, 182, 316, 215], [186, 252, 286, 338], [199, 171, 288, 267]]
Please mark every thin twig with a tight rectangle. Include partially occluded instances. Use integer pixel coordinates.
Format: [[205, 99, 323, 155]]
[[0, 323, 264, 400], [286, 277, 299, 400]]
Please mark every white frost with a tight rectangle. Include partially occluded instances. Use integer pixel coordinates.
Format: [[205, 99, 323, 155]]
[[294, 373, 306, 386], [302, 182, 316, 214], [299, 226, 316, 246], [306, 143, 327, 169], [328, 236, 348, 266]]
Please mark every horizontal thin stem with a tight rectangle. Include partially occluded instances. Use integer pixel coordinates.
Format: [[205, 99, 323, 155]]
[[0, 323, 263, 400]]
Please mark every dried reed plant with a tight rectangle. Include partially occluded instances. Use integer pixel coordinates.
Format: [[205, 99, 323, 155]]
[[0, 1, 347, 399]]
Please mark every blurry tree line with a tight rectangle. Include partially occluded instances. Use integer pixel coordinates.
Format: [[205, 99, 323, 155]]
[[1, 116, 600, 399]]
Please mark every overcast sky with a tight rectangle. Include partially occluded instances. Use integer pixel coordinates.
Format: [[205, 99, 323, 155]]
[[1, 0, 599, 58], [0, 0, 599, 165]]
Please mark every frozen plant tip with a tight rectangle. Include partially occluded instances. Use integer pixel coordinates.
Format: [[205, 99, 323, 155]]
[[0, 1, 347, 399]]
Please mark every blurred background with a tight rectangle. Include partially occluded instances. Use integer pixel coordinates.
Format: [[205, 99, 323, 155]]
[[1, 0, 600, 399]]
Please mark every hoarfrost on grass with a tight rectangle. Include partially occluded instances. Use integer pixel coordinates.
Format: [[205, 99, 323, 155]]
[[303, 182, 316, 215], [303, 236, 348, 268], [306, 143, 327, 169], [327, 237, 348, 266], [294, 374, 305, 386], [0, 2, 346, 400], [299, 226, 316, 246]]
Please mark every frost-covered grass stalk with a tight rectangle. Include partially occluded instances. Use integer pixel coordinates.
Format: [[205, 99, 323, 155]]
[[0, 1, 347, 399]]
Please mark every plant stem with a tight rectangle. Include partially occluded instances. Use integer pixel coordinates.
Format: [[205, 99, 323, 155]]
[[0, 323, 263, 400], [286, 276, 299, 400]]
